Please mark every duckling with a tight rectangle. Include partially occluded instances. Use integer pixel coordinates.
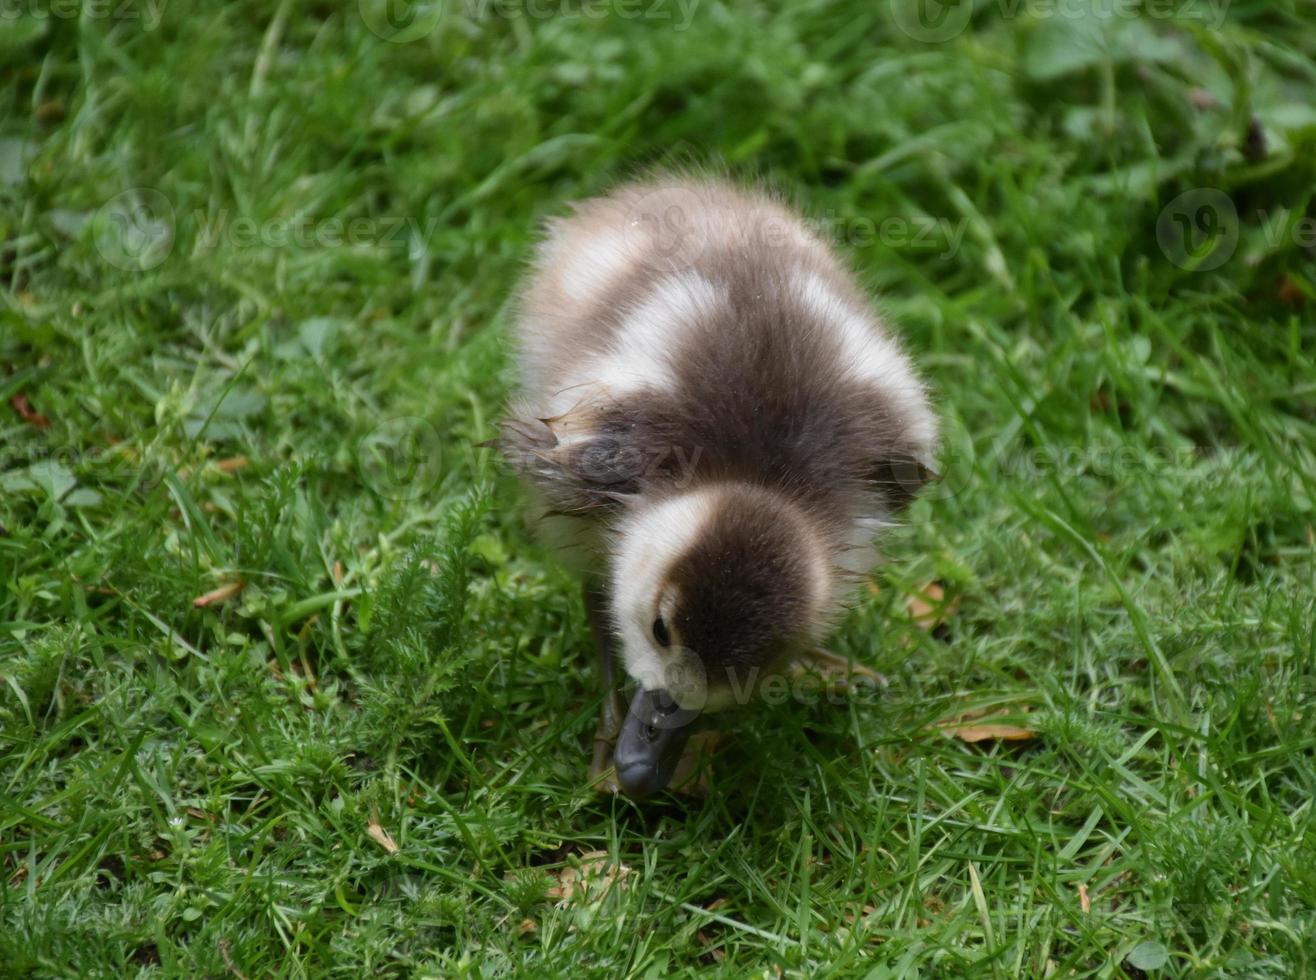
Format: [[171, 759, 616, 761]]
[[501, 175, 938, 799]]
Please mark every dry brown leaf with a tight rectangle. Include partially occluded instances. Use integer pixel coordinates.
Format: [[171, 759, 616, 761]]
[[907, 581, 959, 630], [546, 850, 631, 903], [367, 819, 398, 854], [545, 868, 577, 900], [696, 930, 726, 962], [936, 706, 1037, 744], [946, 723, 1036, 743], [192, 580, 244, 608], [517, 918, 537, 935], [215, 456, 250, 473], [1277, 276, 1306, 308], [10, 393, 50, 428], [1079, 883, 1091, 914]]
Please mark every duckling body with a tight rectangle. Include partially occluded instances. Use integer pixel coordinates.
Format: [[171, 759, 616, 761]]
[[503, 176, 937, 798]]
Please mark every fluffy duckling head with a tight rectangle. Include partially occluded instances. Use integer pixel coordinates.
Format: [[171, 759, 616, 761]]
[[608, 481, 831, 797]]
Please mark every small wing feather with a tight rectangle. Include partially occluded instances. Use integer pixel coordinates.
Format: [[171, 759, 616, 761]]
[[499, 402, 639, 516]]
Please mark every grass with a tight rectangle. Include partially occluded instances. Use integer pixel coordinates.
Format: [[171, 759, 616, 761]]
[[2, 0, 1315, 975]]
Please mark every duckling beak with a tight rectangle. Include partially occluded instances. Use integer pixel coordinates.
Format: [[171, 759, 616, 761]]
[[613, 686, 700, 799]]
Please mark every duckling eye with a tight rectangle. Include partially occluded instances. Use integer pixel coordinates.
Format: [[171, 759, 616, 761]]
[[651, 617, 671, 648]]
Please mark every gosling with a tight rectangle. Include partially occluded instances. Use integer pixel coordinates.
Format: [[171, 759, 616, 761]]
[[501, 175, 937, 799]]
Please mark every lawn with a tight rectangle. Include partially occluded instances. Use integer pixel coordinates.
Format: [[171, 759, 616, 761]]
[[2, 0, 1315, 976]]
